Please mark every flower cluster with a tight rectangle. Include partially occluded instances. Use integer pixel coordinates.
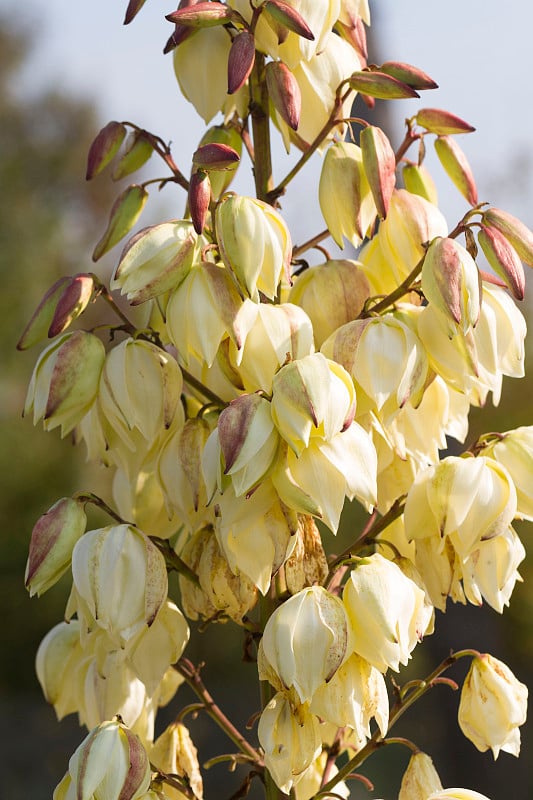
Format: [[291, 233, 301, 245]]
[[18, 1, 533, 799]]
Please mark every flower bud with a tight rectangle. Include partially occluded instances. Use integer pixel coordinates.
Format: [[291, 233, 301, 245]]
[[228, 301, 314, 392], [348, 70, 419, 99], [271, 353, 356, 456], [258, 692, 322, 794], [112, 130, 154, 180], [342, 553, 427, 672], [215, 194, 292, 301], [188, 170, 211, 234], [111, 221, 198, 304], [93, 184, 149, 261], [458, 654, 528, 758], [399, 752, 443, 800], [150, 722, 203, 800], [477, 224, 525, 301], [380, 60, 437, 89], [415, 107, 475, 135], [55, 718, 151, 800], [421, 237, 481, 334], [227, 30, 255, 94], [360, 124, 396, 218], [25, 497, 87, 597], [24, 331, 105, 437], [402, 163, 438, 205], [319, 141, 377, 247], [86, 121, 127, 180], [483, 206, 533, 267], [195, 125, 242, 199], [434, 135, 478, 205], [17, 276, 70, 350], [288, 259, 370, 348], [266, 61, 301, 131], [260, 585, 351, 703], [70, 524, 168, 646]]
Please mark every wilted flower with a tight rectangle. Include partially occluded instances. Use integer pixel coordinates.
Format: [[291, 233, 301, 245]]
[[399, 752, 443, 800], [150, 722, 203, 800], [68, 524, 168, 647], [24, 331, 105, 437], [458, 653, 528, 758], [342, 553, 427, 672]]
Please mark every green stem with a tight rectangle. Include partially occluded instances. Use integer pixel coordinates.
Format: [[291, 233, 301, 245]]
[[292, 229, 331, 259], [73, 492, 129, 525], [92, 277, 137, 333], [176, 659, 262, 764], [150, 537, 200, 586], [180, 366, 226, 408], [362, 256, 425, 317], [250, 53, 273, 202]]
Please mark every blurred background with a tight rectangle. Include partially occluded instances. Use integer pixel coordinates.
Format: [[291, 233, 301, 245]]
[[1, 1, 532, 798]]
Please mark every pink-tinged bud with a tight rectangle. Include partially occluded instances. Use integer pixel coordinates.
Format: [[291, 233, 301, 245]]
[[348, 70, 419, 99], [421, 237, 481, 334], [24, 331, 105, 437], [265, 60, 301, 130], [192, 142, 240, 170], [189, 170, 211, 234], [483, 207, 533, 267], [336, 15, 368, 61], [360, 124, 396, 218], [416, 107, 475, 135], [196, 125, 242, 198], [86, 121, 126, 180], [379, 61, 438, 90], [92, 184, 148, 261], [112, 130, 153, 179], [478, 224, 525, 301], [25, 497, 87, 597], [263, 0, 315, 41], [402, 163, 438, 205], [124, 0, 147, 24], [17, 276, 70, 350], [48, 273, 95, 337], [434, 135, 478, 205], [227, 31, 255, 94], [166, 1, 239, 26]]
